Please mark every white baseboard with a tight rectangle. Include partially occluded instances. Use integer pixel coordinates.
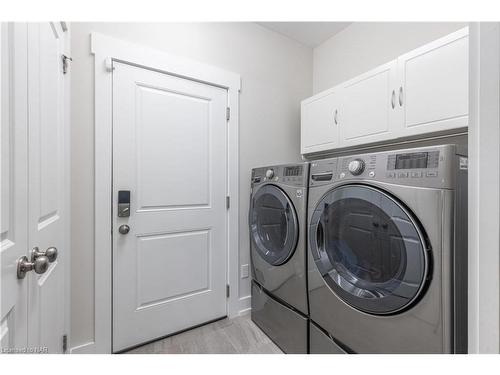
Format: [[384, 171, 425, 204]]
[[237, 295, 251, 316], [70, 341, 97, 354], [238, 307, 251, 317]]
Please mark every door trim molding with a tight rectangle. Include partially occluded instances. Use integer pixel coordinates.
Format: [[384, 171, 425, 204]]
[[90, 32, 241, 354], [468, 22, 500, 353]]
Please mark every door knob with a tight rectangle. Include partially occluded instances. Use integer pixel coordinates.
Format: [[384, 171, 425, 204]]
[[17, 255, 49, 279], [119, 224, 130, 235], [32, 246, 58, 263]]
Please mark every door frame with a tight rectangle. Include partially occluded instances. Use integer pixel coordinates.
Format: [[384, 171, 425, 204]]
[[468, 22, 500, 353], [83, 33, 240, 354]]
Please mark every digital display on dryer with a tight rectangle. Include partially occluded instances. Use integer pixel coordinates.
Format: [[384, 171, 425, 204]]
[[395, 152, 428, 169], [284, 166, 303, 176], [387, 151, 440, 170]]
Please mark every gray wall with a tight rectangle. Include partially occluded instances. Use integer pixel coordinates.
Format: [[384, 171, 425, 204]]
[[70, 22, 312, 348], [313, 22, 468, 94]]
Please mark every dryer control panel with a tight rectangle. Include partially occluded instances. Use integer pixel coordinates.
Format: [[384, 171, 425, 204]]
[[310, 144, 466, 190]]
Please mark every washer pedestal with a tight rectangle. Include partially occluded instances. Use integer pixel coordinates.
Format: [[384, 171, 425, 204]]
[[251, 281, 307, 354]]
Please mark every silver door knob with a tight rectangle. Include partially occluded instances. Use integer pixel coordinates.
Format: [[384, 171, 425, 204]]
[[17, 255, 49, 279], [32, 246, 58, 263], [119, 224, 130, 235]]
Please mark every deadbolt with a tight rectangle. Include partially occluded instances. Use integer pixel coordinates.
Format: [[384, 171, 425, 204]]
[[118, 190, 131, 217], [119, 224, 130, 235]]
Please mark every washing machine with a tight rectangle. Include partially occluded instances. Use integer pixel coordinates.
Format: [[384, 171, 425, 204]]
[[249, 163, 309, 353], [307, 144, 468, 354]]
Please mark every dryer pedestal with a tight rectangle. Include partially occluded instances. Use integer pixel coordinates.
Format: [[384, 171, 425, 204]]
[[251, 281, 307, 354], [309, 321, 347, 354]]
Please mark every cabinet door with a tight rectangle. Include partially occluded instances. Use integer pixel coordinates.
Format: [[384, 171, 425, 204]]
[[339, 60, 399, 147], [397, 27, 468, 136], [301, 89, 340, 154]]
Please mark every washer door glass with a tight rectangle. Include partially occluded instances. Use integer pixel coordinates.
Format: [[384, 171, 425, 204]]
[[250, 185, 299, 266], [309, 185, 428, 315]]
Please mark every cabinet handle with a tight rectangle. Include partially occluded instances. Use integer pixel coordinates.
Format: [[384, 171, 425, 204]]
[[391, 90, 396, 109], [399, 86, 404, 106], [333, 109, 338, 125]]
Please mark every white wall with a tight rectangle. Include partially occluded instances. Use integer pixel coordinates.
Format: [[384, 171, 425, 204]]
[[313, 22, 468, 94], [70, 22, 312, 349]]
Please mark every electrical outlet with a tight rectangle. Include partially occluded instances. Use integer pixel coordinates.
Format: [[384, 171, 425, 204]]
[[241, 264, 249, 279]]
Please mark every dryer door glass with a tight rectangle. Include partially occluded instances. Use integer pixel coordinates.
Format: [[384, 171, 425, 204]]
[[250, 185, 299, 266], [309, 185, 428, 315]]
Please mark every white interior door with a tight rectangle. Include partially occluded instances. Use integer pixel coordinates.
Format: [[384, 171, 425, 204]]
[[1, 23, 29, 353], [26, 22, 67, 353], [1, 22, 68, 354], [112, 62, 228, 352]]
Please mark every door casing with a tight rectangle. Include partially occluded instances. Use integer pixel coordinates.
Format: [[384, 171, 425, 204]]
[[80, 33, 241, 354]]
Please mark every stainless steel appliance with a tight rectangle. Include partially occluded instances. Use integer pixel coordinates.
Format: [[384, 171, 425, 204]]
[[249, 163, 309, 353], [307, 145, 467, 353]]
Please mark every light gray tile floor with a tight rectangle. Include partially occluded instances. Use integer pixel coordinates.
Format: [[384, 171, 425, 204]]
[[125, 314, 283, 354]]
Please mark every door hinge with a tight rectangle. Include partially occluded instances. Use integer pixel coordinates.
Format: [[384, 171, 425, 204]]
[[226, 107, 230, 121], [226, 196, 230, 209], [61, 54, 72, 75], [105, 57, 115, 72], [62, 334, 68, 353], [226, 284, 230, 298]]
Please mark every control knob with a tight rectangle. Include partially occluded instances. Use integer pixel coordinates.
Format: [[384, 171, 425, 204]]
[[348, 159, 365, 176], [265, 169, 274, 179]]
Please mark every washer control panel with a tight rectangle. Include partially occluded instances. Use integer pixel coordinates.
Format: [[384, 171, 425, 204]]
[[265, 169, 275, 179], [252, 163, 309, 187]]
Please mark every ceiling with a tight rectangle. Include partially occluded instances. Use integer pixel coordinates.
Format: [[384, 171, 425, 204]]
[[257, 22, 352, 48]]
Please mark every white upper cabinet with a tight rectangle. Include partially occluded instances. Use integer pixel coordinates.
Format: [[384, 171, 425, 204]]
[[301, 87, 341, 154], [397, 27, 469, 137], [339, 60, 399, 147], [301, 27, 469, 155]]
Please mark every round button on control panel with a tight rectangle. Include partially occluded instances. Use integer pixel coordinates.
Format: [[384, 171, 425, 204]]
[[265, 169, 274, 179], [348, 159, 365, 176]]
